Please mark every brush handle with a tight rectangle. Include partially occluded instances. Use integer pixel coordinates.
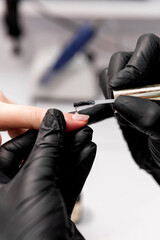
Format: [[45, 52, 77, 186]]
[[113, 84, 160, 101]]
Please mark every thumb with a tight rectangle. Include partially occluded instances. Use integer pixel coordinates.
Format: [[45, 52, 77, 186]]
[[7, 109, 70, 239], [23, 108, 65, 176], [0, 102, 88, 132]]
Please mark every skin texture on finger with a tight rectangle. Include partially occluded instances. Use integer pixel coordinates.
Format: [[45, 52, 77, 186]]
[[0, 90, 22, 138], [0, 102, 88, 132], [0, 90, 88, 136]]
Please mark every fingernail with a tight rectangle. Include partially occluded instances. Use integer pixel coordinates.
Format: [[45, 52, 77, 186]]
[[72, 112, 89, 121]]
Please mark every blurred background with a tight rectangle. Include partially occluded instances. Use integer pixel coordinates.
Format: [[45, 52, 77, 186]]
[[1, 0, 160, 239]]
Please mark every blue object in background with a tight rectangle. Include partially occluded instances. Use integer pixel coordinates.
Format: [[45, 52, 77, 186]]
[[40, 24, 96, 85]]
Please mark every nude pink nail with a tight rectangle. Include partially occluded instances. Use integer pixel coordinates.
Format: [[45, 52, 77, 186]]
[[72, 112, 89, 121]]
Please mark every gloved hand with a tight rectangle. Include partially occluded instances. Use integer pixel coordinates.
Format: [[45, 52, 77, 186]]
[[0, 108, 96, 239], [100, 33, 160, 184]]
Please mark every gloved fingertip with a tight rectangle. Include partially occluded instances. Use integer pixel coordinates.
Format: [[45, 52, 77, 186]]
[[113, 95, 124, 109], [114, 111, 130, 127], [109, 76, 123, 90], [109, 66, 138, 90], [109, 79, 116, 90], [41, 109, 65, 133], [113, 95, 131, 114], [73, 125, 93, 140], [81, 125, 93, 135], [88, 142, 97, 156], [80, 126, 93, 143], [79, 142, 97, 172], [113, 95, 140, 119], [92, 141, 97, 152]]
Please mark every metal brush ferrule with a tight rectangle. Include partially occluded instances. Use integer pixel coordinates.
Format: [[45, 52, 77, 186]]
[[113, 84, 160, 100]]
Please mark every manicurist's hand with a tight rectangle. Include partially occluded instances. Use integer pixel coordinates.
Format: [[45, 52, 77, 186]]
[[100, 33, 160, 184], [0, 109, 96, 239]]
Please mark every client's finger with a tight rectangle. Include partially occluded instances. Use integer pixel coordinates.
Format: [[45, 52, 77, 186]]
[[64, 113, 89, 131], [7, 128, 28, 139], [0, 102, 89, 132], [0, 90, 25, 138]]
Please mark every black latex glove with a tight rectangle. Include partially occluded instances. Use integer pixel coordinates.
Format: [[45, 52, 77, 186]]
[[0, 129, 38, 184], [0, 109, 96, 239], [56, 125, 96, 217], [100, 33, 160, 184]]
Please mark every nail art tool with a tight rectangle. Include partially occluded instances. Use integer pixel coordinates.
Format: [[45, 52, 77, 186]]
[[73, 99, 115, 108]]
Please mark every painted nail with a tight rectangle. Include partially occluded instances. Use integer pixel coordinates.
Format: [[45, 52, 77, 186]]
[[72, 112, 89, 121]]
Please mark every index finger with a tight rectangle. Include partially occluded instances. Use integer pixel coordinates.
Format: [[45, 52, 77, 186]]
[[0, 102, 89, 132], [107, 51, 132, 98]]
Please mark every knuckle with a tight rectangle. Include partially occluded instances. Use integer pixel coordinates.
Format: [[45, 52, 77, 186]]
[[30, 108, 42, 129], [111, 51, 124, 61], [138, 33, 159, 44], [100, 67, 108, 77], [110, 51, 132, 68]]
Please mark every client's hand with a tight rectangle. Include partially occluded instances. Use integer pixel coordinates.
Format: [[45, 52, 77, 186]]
[[0, 109, 96, 239], [0, 89, 114, 142], [0, 90, 89, 140]]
